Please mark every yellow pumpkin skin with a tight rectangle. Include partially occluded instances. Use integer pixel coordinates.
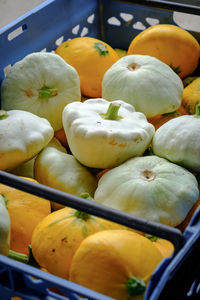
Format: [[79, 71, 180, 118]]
[[128, 24, 200, 79], [56, 37, 119, 98], [145, 235, 174, 258], [31, 207, 126, 279], [69, 230, 163, 300], [182, 77, 200, 114], [0, 177, 51, 255]]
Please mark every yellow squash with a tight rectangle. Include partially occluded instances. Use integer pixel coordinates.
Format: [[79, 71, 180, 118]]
[[69, 229, 163, 300], [56, 36, 119, 97], [0, 177, 51, 255], [128, 24, 200, 79], [182, 77, 200, 114], [31, 204, 127, 279]]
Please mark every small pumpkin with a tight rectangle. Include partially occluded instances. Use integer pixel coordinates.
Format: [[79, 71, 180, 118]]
[[69, 229, 163, 300], [102, 54, 183, 118], [127, 24, 200, 79], [31, 198, 127, 279], [56, 36, 119, 98], [0, 177, 51, 255]]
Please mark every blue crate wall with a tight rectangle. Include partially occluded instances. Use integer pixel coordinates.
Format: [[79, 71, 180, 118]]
[[100, 0, 200, 50], [0, 0, 100, 86]]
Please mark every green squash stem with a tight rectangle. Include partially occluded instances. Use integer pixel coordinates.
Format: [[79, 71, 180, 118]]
[[100, 103, 122, 120], [74, 193, 93, 221], [39, 87, 58, 99], [195, 104, 200, 117], [8, 249, 29, 263], [145, 234, 159, 242], [126, 275, 146, 296], [0, 110, 9, 120]]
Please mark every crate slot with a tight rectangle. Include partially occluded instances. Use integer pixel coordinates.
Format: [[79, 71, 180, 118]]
[[72, 25, 80, 35], [107, 16, 121, 26], [133, 21, 146, 30], [173, 11, 200, 32], [120, 12, 134, 22], [145, 17, 160, 25], [87, 14, 95, 24], [80, 27, 89, 36], [55, 36, 64, 46], [8, 24, 27, 41]]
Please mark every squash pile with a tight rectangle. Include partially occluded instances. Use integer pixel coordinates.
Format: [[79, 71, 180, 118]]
[[0, 26, 200, 300]]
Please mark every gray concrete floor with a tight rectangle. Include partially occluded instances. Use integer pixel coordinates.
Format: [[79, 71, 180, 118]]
[[0, 0, 46, 28], [0, 0, 199, 32]]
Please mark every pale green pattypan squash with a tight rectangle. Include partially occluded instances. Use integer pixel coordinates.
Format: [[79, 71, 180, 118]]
[[11, 156, 36, 179], [0, 195, 10, 256], [94, 155, 199, 227], [34, 137, 98, 199], [1, 52, 81, 131], [102, 55, 183, 117], [0, 110, 53, 171], [62, 98, 155, 169], [152, 104, 200, 172]]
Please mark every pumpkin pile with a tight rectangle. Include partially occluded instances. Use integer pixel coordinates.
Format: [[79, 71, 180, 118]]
[[0, 24, 200, 300]]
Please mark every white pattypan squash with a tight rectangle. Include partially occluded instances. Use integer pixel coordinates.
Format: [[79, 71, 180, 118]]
[[62, 98, 155, 169], [94, 155, 199, 227], [102, 54, 183, 117], [1, 52, 81, 131], [0, 109, 53, 171], [34, 137, 98, 199], [152, 104, 200, 172]]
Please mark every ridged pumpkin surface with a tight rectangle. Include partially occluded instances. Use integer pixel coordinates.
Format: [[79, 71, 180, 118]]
[[69, 229, 163, 300], [56, 37, 119, 97], [0, 177, 51, 255], [128, 24, 200, 79], [31, 206, 126, 279]]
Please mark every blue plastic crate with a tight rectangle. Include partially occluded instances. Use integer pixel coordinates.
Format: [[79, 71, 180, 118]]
[[0, 0, 200, 299]]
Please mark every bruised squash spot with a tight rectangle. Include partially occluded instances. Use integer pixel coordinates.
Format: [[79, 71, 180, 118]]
[[109, 139, 118, 146], [118, 143, 127, 147], [24, 89, 35, 97]]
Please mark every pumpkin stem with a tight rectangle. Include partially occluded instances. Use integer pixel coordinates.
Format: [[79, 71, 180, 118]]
[[195, 104, 200, 117], [0, 110, 9, 120], [39, 87, 58, 99], [100, 103, 122, 120], [126, 275, 146, 296], [74, 193, 93, 221], [145, 234, 159, 242], [8, 250, 29, 263]]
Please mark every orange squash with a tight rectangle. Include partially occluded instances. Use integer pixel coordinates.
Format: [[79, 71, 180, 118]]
[[147, 105, 188, 130], [0, 177, 51, 255], [56, 36, 119, 97], [128, 24, 200, 79], [69, 229, 163, 300], [31, 205, 127, 279]]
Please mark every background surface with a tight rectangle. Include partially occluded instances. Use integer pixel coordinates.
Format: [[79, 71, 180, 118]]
[[0, 0, 199, 31], [0, 0, 46, 28]]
